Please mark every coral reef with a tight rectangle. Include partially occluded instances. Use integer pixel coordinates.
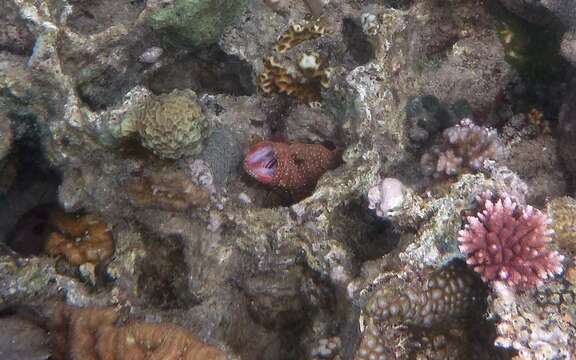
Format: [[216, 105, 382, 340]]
[[458, 193, 564, 288], [491, 279, 576, 358], [147, 0, 249, 48], [244, 141, 339, 191], [45, 210, 114, 266], [117, 89, 208, 159], [421, 119, 500, 178], [2, 0, 575, 358], [126, 171, 211, 211], [49, 303, 227, 360], [365, 261, 482, 327]]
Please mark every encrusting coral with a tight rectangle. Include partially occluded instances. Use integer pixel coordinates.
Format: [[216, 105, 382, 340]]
[[49, 303, 227, 360], [243, 141, 339, 191], [273, 21, 326, 53], [45, 210, 114, 266], [421, 119, 500, 178], [126, 171, 211, 211], [257, 20, 332, 103], [118, 89, 208, 159], [547, 196, 576, 255], [458, 192, 564, 288], [364, 261, 481, 327]]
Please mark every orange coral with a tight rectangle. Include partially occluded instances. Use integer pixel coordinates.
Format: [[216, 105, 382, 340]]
[[126, 171, 210, 211], [49, 303, 228, 360], [45, 210, 113, 266]]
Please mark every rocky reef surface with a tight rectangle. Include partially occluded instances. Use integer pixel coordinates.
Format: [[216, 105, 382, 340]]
[[0, 0, 575, 359]]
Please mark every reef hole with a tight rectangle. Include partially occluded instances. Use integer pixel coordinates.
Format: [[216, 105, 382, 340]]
[[2, 116, 61, 255], [342, 18, 375, 66], [137, 229, 200, 310], [333, 199, 400, 262], [146, 46, 256, 96]]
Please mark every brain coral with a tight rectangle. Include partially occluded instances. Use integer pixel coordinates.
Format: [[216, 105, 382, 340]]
[[121, 89, 208, 159], [459, 193, 564, 288]]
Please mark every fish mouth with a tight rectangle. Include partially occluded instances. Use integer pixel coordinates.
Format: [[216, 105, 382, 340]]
[[244, 142, 277, 184]]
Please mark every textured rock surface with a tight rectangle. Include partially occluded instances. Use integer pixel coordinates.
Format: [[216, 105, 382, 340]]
[[0, 0, 573, 359], [148, 0, 249, 48]]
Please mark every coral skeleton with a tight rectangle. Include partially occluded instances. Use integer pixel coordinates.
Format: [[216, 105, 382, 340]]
[[367, 177, 405, 218], [458, 193, 564, 288]]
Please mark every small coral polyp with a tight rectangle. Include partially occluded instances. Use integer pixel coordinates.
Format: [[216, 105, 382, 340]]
[[458, 193, 564, 288]]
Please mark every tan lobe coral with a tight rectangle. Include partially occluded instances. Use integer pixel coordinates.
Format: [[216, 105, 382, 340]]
[[49, 304, 228, 360]]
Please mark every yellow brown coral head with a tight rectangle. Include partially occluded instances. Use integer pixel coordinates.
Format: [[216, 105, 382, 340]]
[[124, 89, 208, 159], [45, 210, 114, 266]]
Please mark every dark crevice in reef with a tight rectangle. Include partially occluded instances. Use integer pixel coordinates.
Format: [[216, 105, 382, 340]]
[[337, 199, 400, 262], [342, 18, 375, 66], [146, 45, 256, 96], [137, 228, 200, 310], [1, 116, 61, 255]]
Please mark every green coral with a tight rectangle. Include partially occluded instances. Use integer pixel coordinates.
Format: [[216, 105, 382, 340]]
[[147, 0, 250, 48], [121, 89, 208, 159]]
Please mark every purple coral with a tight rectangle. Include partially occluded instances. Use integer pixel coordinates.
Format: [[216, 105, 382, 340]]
[[458, 193, 564, 288], [421, 118, 500, 178]]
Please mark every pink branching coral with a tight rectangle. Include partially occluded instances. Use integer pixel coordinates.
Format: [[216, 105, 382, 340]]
[[458, 193, 564, 288]]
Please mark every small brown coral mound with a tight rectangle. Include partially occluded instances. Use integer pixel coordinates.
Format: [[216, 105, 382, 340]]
[[120, 89, 208, 159], [49, 303, 227, 360], [45, 210, 113, 266], [547, 196, 576, 255], [421, 118, 500, 178], [365, 261, 480, 327], [459, 193, 564, 288], [126, 171, 211, 211]]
